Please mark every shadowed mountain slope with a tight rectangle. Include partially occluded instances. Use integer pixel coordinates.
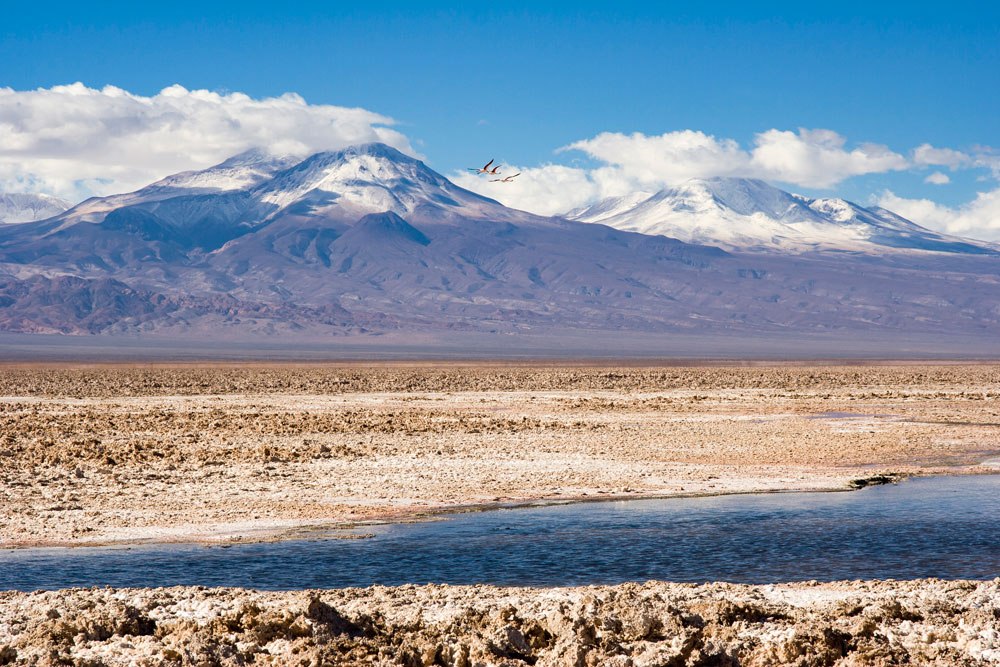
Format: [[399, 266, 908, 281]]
[[1, 145, 998, 347]]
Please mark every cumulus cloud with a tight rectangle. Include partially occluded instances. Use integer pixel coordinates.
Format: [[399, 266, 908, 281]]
[[0, 83, 415, 201], [911, 143, 1000, 179], [452, 165, 601, 216], [566, 128, 908, 190], [451, 160, 661, 217], [750, 129, 908, 188], [562, 130, 750, 186], [6, 86, 996, 237], [878, 187, 1000, 242], [912, 143, 973, 169], [455, 128, 910, 215]]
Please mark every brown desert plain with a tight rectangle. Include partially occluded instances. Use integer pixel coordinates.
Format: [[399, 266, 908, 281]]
[[1, 363, 999, 665]]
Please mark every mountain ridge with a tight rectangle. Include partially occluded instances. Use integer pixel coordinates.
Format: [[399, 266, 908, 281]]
[[0, 193, 73, 224], [564, 176, 996, 255], [1, 145, 999, 347]]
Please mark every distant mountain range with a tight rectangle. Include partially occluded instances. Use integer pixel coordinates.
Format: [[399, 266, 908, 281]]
[[565, 177, 996, 255], [0, 144, 998, 350], [0, 193, 72, 224]]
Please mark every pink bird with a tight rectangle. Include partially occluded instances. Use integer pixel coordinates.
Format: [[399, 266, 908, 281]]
[[468, 159, 496, 174], [490, 173, 520, 183]]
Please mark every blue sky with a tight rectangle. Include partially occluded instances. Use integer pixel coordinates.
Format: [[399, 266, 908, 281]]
[[1, 2, 998, 235]]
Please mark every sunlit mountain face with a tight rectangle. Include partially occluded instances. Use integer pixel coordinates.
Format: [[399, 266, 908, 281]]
[[1, 144, 998, 346], [565, 177, 996, 255], [0, 193, 73, 224]]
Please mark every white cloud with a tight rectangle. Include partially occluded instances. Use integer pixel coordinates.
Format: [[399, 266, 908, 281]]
[[452, 164, 602, 216], [912, 143, 1000, 179], [456, 128, 910, 215], [565, 128, 908, 189], [0, 83, 415, 201], [878, 187, 1000, 242], [912, 143, 972, 169], [5, 87, 995, 238], [749, 129, 908, 188], [562, 130, 750, 187]]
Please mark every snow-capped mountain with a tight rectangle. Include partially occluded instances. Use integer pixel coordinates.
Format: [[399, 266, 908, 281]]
[[564, 191, 655, 223], [46, 148, 302, 229], [40, 144, 531, 253], [1, 145, 999, 348], [150, 148, 303, 193], [565, 177, 994, 254], [0, 193, 73, 224]]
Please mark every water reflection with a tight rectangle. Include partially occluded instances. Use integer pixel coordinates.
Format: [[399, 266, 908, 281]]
[[2, 475, 999, 591]]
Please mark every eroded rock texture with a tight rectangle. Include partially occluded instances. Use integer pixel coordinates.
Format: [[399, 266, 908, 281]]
[[1, 580, 998, 666]]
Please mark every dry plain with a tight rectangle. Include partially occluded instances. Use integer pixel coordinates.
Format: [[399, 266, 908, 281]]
[[2, 364, 1000, 666], [1, 364, 998, 548]]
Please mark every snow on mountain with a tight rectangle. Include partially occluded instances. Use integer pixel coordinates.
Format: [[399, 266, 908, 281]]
[[3, 145, 1000, 345], [564, 191, 655, 223], [149, 147, 302, 193], [565, 177, 995, 254], [40, 143, 525, 249], [0, 193, 73, 224], [249, 143, 516, 224], [50, 148, 302, 228]]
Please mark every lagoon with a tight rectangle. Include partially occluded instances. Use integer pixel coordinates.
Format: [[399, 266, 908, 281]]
[[3, 475, 998, 591]]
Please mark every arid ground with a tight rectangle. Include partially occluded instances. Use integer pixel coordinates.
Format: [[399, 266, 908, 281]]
[[2, 579, 999, 665], [1, 364, 998, 548], [2, 364, 1000, 665]]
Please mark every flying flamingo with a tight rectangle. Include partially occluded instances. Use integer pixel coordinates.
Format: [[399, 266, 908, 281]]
[[490, 173, 520, 183], [468, 159, 496, 174]]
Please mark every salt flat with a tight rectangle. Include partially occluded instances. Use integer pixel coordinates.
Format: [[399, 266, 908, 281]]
[[1, 364, 997, 548]]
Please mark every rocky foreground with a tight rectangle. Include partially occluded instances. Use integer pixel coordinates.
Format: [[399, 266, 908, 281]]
[[1, 580, 999, 666]]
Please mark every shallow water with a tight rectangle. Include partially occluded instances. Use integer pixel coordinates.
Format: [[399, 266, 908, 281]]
[[2, 475, 999, 591]]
